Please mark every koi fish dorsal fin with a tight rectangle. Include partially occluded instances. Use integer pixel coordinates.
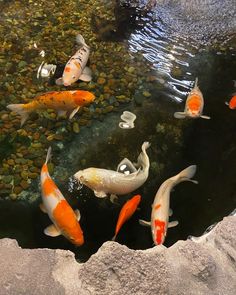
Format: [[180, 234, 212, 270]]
[[45, 146, 52, 165], [74, 209, 81, 221]]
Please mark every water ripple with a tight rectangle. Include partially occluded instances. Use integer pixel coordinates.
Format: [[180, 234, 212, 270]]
[[128, 19, 200, 101]]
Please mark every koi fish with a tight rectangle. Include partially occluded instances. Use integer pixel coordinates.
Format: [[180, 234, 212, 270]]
[[174, 78, 210, 119], [139, 165, 197, 245], [40, 147, 84, 246], [112, 194, 141, 241], [7, 90, 95, 126], [226, 95, 236, 109], [56, 34, 92, 86], [74, 142, 150, 201]]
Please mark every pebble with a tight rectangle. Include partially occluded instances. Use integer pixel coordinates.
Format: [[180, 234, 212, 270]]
[[20, 180, 29, 190], [73, 122, 80, 133], [97, 77, 106, 85]]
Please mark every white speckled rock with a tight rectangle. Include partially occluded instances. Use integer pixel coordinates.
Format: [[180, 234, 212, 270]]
[[0, 216, 235, 295]]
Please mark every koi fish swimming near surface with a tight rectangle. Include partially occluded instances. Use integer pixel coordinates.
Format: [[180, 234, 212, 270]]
[[74, 142, 150, 201], [56, 34, 92, 86], [40, 147, 84, 246], [112, 194, 141, 241], [7, 90, 95, 126], [139, 165, 198, 245], [174, 78, 210, 120], [225, 81, 236, 109]]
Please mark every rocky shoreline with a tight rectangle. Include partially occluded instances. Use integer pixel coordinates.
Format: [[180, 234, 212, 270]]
[[1, 214, 235, 294]]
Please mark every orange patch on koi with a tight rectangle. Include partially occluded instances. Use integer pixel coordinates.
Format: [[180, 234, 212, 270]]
[[42, 178, 58, 197], [154, 204, 161, 210], [187, 95, 201, 111], [64, 67, 71, 73]]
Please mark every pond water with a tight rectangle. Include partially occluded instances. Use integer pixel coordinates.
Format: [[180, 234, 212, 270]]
[[0, 1, 236, 262]]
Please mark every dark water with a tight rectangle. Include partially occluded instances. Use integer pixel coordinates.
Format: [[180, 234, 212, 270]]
[[0, 1, 236, 262]]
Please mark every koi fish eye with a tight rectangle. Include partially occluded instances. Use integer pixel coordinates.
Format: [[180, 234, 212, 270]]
[[72, 75, 76, 79]]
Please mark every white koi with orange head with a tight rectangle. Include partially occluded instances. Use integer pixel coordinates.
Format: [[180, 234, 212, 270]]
[[74, 142, 150, 201], [174, 78, 210, 120], [139, 165, 197, 245], [40, 147, 84, 246], [56, 34, 92, 87]]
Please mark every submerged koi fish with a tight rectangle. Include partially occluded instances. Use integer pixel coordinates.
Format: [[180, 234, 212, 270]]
[[139, 165, 197, 245], [74, 142, 150, 201], [174, 78, 210, 119], [40, 147, 84, 246], [226, 95, 236, 109], [7, 90, 95, 126], [112, 194, 141, 241], [56, 34, 92, 86]]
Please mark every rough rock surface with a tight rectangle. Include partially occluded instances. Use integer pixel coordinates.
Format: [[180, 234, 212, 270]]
[[0, 216, 236, 295]]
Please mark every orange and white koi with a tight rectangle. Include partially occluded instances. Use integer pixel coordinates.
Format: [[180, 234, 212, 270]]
[[226, 95, 236, 109], [174, 78, 210, 119], [40, 147, 84, 246], [112, 194, 141, 241], [139, 165, 197, 245], [56, 34, 92, 86], [7, 90, 95, 126]]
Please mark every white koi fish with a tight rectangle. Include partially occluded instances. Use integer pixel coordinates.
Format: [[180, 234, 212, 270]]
[[74, 142, 150, 200], [40, 147, 84, 246], [56, 34, 92, 86], [139, 165, 197, 245], [174, 78, 210, 119]]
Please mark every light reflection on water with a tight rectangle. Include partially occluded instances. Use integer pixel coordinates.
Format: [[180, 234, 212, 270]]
[[128, 19, 200, 101]]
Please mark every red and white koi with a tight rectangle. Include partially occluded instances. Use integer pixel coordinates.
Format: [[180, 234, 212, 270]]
[[40, 147, 84, 246], [225, 81, 236, 109], [56, 34, 92, 86], [139, 165, 197, 245], [174, 78, 210, 119], [112, 194, 141, 241]]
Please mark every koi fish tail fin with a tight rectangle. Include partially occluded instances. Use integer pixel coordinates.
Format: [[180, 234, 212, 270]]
[[45, 146, 52, 165], [177, 165, 198, 184], [194, 77, 198, 88], [174, 112, 186, 119], [111, 234, 117, 241], [137, 142, 151, 169], [7, 104, 30, 126], [76, 34, 88, 47]]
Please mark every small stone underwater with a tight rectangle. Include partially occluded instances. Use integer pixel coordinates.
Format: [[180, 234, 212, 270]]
[[0, 0, 236, 262]]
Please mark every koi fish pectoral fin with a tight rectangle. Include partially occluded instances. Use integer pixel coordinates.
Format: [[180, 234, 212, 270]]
[[168, 221, 179, 228], [69, 106, 80, 120], [79, 67, 92, 82], [139, 219, 151, 227], [110, 194, 119, 204], [174, 112, 187, 119], [55, 77, 64, 86], [94, 190, 107, 198], [74, 209, 81, 221], [57, 110, 67, 117], [200, 115, 211, 120], [39, 203, 47, 213], [44, 224, 61, 237], [169, 208, 173, 217]]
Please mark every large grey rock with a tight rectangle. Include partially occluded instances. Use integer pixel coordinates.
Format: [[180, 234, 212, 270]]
[[0, 216, 236, 295]]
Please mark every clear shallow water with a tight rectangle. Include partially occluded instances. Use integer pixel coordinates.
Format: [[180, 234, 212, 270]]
[[0, 1, 236, 261]]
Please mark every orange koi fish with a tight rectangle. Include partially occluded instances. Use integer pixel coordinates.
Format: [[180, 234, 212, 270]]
[[226, 95, 236, 109], [112, 194, 141, 241], [40, 147, 84, 246], [139, 166, 197, 245], [174, 78, 210, 120], [7, 90, 95, 126]]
